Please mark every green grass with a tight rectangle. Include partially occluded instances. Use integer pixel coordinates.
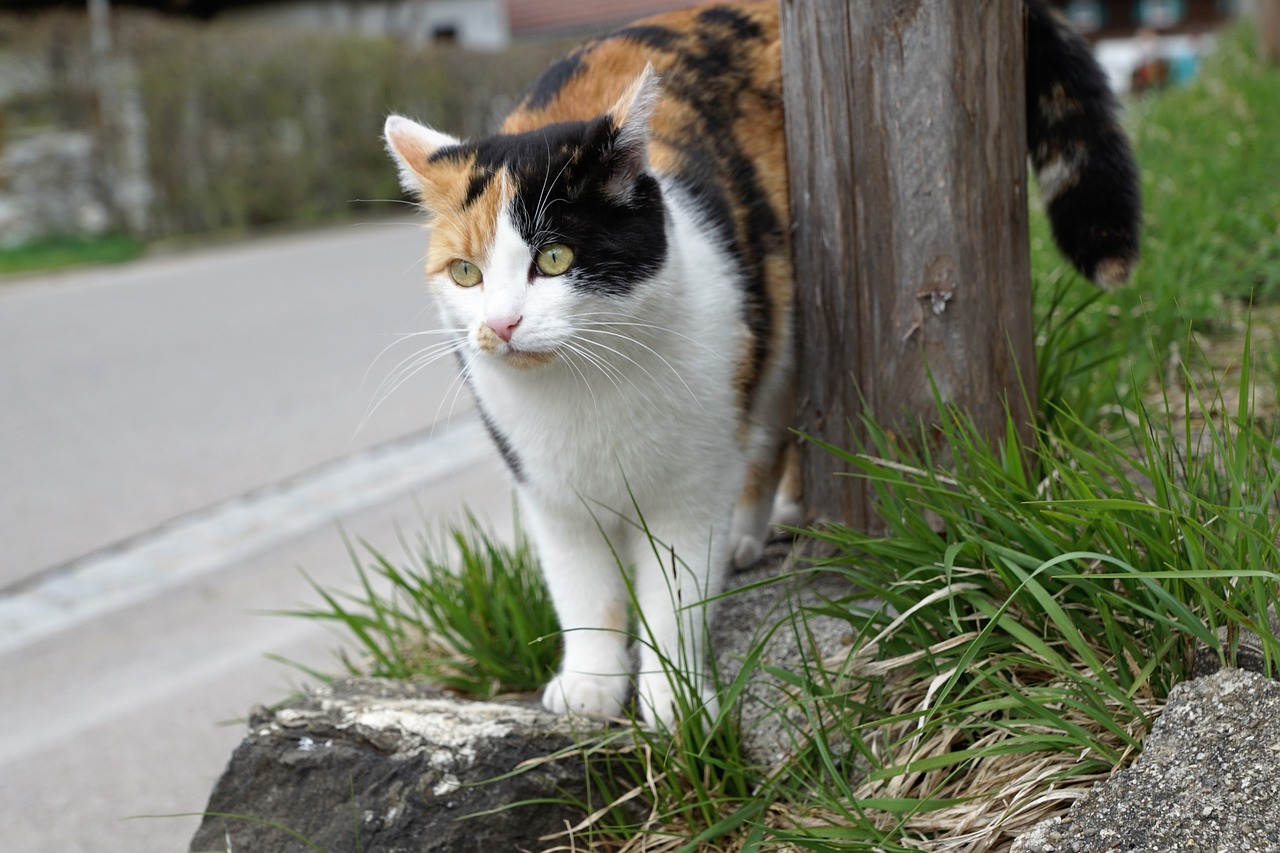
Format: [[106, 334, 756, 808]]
[[0, 233, 144, 277], [775, 350, 1280, 847], [1029, 23, 1280, 417], [288, 21, 1280, 853], [285, 512, 560, 699]]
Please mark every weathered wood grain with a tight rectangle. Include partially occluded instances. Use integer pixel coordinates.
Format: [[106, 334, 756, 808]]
[[780, 0, 1036, 529]]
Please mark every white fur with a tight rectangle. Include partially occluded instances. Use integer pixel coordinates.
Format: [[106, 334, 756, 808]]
[[430, 182, 780, 728], [382, 115, 460, 194], [1035, 153, 1080, 205]]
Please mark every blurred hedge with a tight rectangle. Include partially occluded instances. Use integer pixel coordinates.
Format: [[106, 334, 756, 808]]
[[1, 11, 573, 239]]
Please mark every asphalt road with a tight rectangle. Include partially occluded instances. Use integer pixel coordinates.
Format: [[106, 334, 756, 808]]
[[0, 219, 476, 586], [0, 222, 513, 853]]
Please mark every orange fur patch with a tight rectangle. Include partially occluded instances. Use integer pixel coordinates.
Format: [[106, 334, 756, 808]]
[[422, 165, 511, 278]]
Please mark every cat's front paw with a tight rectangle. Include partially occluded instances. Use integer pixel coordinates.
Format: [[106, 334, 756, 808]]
[[770, 494, 804, 530], [731, 534, 764, 569], [542, 671, 630, 719], [637, 672, 720, 730]]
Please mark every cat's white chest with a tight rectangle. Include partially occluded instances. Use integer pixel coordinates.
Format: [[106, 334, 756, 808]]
[[472, 336, 737, 515]]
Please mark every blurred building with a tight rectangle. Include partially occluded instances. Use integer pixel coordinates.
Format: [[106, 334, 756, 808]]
[[506, 0, 695, 37], [1050, 0, 1248, 92], [217, 0, 704, 46], [0, 0, 709, 47], [217, 0, 510, 49], [1051, 0, 1245, 38]]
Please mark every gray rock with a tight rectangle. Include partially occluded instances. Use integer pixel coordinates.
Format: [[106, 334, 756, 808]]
[[1011, 668, 1280, 853], [189, 679, 594, 853], [715, 537, 857, 769], [189, 540, 857, 853]]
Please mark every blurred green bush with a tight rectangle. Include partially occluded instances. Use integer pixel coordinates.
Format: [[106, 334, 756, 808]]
[[0, 10, 571, 240]]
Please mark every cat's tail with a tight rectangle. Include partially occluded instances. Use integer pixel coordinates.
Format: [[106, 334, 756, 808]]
[[1026, 0, 1141, 288]]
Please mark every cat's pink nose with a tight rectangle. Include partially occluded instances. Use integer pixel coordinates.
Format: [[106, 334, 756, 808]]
[[486, 315, 522, 342]]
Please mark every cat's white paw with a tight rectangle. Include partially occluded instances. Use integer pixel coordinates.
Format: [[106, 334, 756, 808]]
[[731, 534, 764, 569], [637, 672, 720, 730], [770, 495, 804, 529], [542, 671, 629, 719]]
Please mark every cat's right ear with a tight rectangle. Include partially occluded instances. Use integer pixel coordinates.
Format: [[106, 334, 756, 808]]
[[597, 64, 661, 202], [383, 115, 461, 199], [609, 63, 660, 158]]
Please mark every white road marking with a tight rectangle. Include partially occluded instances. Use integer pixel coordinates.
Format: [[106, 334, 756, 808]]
[[0, 419, 490, 656]]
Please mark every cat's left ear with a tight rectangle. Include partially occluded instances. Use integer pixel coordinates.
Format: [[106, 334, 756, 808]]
[[383, 115, 463, 199], [601, 64, 660, 201]]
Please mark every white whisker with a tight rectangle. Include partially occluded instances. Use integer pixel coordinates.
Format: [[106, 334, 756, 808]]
[[557, 344, 607, 421], [575, 326, 705, 411], [355, 335, 466, 440], [370, 337, 463, 400], [526, 139, 576, 245], [561, 340, 627, 398], [436, 349, 480, 431], [348, 198, 423, 209], [363, 327, 466, 386], [399, 251, 428, 278], [574, 314, 733, 364]]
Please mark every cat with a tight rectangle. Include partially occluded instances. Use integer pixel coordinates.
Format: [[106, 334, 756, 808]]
[[382, 1, 1140, 728]]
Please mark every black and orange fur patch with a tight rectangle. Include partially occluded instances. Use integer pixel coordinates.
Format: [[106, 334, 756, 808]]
[[501, 2, 791, 409]]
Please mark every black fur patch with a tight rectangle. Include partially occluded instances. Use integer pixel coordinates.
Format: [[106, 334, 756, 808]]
[[696, 5, 765, 41], [522, 51, 586, 112], [443, 120, 669, 298], [463, 169, 497, 209], [1025, 0, 1141, 281], [612, 24, 681, 53], [474, 395, 524, 483]]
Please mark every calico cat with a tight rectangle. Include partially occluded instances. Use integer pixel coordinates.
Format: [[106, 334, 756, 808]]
[[383, 1, 1140, 728]]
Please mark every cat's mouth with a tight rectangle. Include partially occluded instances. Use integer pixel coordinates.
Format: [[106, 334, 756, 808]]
[[476, 323, 555, 370], [502, 348, 555, 370]]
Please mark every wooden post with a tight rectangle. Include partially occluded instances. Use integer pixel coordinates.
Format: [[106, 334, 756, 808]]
[[1260, 0, 1280, 65], [780, 0, 1036, 529]]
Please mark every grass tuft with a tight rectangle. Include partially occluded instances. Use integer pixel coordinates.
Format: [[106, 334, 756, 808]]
[[777, 354, 1280, 848], [286, 511, 560, 698]]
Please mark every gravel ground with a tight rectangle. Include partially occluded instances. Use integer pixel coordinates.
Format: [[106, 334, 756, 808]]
[[1013, 668, 1280, 853]]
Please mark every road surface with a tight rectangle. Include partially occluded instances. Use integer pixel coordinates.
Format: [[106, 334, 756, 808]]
[[1, 219, 478, 585], [0, 221, 514, 853]]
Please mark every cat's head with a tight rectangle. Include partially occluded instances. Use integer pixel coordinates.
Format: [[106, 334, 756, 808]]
[[384, 67, 667, 370]]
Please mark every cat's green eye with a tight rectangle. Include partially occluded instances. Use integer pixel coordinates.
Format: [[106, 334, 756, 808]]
[[534, 243, 575, 277], [449, 259, 483, 287]]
